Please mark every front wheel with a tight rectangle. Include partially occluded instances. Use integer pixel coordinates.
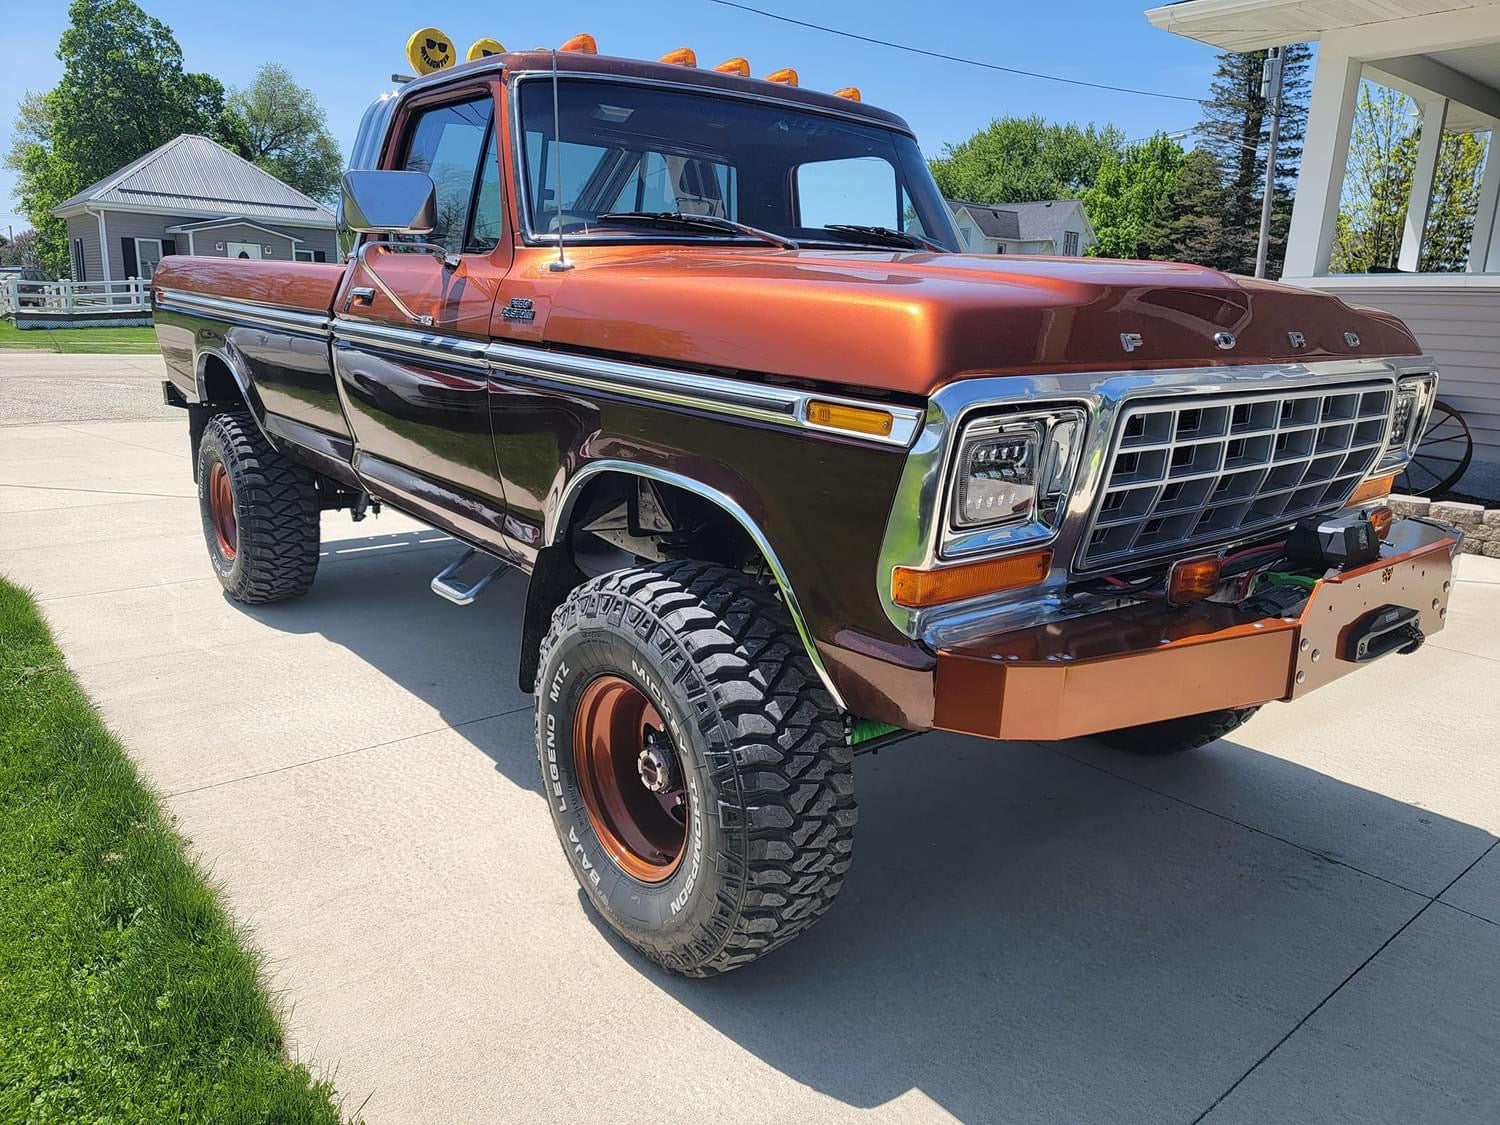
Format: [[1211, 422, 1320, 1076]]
[[535, 561, 856, 976]]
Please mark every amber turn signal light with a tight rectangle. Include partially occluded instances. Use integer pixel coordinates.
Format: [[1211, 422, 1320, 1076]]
[[659, 47, 696, 67], [1166, 555, 1222, 605], [714, 56, 751, 76], [1348, 472, 1398, 506], [806, 400, 894, 438], [1366, 504, 1394, 540], [764, 67, 799, 85], [892, 550, 1052, 609], [560, 33, 597, 54]]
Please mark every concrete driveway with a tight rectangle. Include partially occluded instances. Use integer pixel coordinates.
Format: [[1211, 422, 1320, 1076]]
[[3, 350, 1498, 1124]]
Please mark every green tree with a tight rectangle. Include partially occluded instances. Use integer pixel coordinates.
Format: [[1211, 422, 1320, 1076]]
[[1330, 82, 1416, 273], [1420, 130, 1488, 271], [1082, 133, 1186, 258], [929, 116, 1125, 205], [1197, 43, 1312, 275], [1144, 148, 1230, 267], [223, 64, 344, 204], [0, 230, 43, 269], [5, 0, 235, 274]]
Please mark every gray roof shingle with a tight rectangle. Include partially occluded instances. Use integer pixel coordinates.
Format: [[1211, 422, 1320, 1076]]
[[53, 135, 335, 227], [947, 198, 1083, 244]]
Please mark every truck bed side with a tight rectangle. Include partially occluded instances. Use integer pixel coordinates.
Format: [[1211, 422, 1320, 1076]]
[[153, 257, 356, 484]]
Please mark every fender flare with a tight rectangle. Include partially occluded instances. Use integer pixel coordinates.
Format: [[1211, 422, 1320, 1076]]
[[194, 345, 278, 448], [546, 459, 848, 712]]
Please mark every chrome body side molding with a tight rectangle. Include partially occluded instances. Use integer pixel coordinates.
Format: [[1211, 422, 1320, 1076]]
[[157, 289, 331, 336]]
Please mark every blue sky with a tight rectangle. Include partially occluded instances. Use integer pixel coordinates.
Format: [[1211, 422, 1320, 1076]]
[[0, 0, 1224, 236]]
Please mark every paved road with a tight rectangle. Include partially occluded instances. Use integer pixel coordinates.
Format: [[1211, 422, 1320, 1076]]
[[3, 350, 1498, 1124]]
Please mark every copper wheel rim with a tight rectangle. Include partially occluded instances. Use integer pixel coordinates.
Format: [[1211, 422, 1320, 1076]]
[[573, 674, 688, 882], [208, 461, 237, 560]]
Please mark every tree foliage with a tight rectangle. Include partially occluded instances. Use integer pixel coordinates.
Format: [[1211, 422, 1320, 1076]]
[[929, 116, 1125, 205], [1145, 148, 1230, 266], [223, 64, 343, 204], [1196, 44, 1312, 276], [0, 230, 43, 269], [1082, 134, 1186, 259], [1330, 81, 1488, 274]]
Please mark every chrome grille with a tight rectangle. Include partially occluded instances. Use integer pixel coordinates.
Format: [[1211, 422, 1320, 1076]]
[[1079, 382, 1393, 570]]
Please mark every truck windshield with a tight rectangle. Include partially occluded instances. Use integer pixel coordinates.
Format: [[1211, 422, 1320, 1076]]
[[517, 77, 958, 250]]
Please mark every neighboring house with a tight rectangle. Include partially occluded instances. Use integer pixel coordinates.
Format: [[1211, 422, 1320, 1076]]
[[946, 198, 1097, 256], [1147, 0, 1500, 498], [51, 134, 337, 283]]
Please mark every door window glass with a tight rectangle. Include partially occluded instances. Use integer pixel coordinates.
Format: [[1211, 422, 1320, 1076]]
[[402, 97, 494, 253], [468, 127, 503, 251]]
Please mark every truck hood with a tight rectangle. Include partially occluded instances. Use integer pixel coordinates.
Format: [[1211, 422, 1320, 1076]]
[[541, 249, 1420, 398]]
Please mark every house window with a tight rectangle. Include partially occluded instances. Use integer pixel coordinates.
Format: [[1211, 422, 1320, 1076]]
[[134, 237, 164, 277], [294, 249, 314, 262], [959, 225, 972, 245], [72, 238, 86, 281], [995, 244, 1006, 254], [1063, 230, 1080, 256]]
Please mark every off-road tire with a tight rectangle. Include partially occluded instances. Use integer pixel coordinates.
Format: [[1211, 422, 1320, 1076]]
[[535, 560, 856, 976], [196, 412, 320, 603], [1094, 706, 1261, 756]]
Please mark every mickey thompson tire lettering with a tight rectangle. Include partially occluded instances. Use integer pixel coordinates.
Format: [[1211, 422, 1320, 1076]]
[[534, 560, 856, 977], [196, 412, 320, 604]]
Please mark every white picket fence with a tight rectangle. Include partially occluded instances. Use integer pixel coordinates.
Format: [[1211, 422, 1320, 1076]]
[[1, 277, 151, 317]]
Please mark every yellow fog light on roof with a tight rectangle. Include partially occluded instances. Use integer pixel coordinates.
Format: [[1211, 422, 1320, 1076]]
[[659, 47, 697, 66], [892, 550, 1052, 609], [560, 32, 597, 53], [714, 56, 751, 76], [764, 67, 799, 85], [832, 86, 862, 101], [806, 400, 894, 438]]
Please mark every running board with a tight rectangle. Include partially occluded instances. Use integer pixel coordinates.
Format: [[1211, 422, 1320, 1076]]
[[430, 548, 505, 606]]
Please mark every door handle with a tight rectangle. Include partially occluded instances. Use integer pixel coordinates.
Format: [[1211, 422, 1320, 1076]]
[[348, 286, 375, 309]]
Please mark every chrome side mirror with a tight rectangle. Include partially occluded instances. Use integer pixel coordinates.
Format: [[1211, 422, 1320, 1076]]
[[339, 170, 437, 234]]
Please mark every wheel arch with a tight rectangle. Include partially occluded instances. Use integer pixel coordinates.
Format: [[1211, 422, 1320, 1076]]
[[518, 460, 847, 711]]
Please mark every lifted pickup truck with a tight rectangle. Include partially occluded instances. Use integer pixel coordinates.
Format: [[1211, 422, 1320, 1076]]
[[153, 40, 1460, 976]]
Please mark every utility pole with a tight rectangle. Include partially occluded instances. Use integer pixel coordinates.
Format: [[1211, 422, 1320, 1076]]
[[1255, 46, 1284, 278]]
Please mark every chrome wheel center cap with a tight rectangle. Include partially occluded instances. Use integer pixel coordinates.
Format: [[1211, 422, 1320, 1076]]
[[637, 743, 675, 793]]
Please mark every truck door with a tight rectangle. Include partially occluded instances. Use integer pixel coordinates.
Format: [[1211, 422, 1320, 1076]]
[[333, 86, 513, 553]]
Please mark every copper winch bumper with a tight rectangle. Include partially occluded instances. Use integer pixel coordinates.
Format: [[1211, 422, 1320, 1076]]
[[932, 518, 1460, 742]]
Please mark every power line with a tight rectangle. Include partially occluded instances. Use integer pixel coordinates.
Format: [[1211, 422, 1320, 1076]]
[[707, 0, 1202, 103]]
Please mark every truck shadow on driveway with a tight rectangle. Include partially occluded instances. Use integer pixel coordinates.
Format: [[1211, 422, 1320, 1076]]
[[246, 526, 1498, 1124]]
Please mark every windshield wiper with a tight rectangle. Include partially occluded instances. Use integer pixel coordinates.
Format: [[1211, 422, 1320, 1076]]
[[817, 224, 944, 252], [595, 211, 799, 250]]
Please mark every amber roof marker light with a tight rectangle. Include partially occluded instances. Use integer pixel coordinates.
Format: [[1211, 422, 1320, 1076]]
[[659, 47, 697, 67], [714, 56, 751, 75], [559, 32, 598, 54], [764, 67, 799, 86]]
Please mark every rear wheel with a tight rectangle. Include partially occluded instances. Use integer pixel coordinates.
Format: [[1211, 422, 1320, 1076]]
[[535, 561, 855, 976], [1094, 706, 1260, 756], [196, 412, 320, 603]]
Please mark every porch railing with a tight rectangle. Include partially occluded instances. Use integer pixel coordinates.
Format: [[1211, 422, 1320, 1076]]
[[1, 277, 152, 317]]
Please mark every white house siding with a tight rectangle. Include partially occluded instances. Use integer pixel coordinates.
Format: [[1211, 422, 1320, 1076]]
[[63, 214, 105, 281], [101, 211, 197, 279], [187, 223, 298, 262], [1302, 279, 1500, 494]]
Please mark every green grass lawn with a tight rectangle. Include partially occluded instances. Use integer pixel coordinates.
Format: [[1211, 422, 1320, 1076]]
[[0, 319, 160, 354], [0, 580, 350, 1124]]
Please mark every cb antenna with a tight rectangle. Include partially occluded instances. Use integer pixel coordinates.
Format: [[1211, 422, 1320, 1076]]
[[548, 49, 573, 271]]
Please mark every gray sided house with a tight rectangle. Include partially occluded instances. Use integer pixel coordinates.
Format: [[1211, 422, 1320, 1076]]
[[946, 198, 1097, 257], [52, 134, 338, 287]]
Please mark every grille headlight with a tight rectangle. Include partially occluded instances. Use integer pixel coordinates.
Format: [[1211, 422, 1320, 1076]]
[[944, 409, 1086, 554], [1381, 373, 1436, 465]]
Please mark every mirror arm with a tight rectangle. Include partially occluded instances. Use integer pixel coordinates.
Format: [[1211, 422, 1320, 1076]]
[[348, 240, 457, 326]]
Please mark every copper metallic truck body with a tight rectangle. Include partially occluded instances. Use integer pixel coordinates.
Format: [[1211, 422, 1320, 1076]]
[[149, 46, 1457, 975]]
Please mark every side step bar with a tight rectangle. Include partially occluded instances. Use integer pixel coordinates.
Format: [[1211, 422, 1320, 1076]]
[[431, 548, 506, 606]]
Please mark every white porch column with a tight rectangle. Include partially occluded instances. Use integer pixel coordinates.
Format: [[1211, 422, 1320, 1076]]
[[1398, 96, 1450, 272], [1284, 50, 1364, 277], [1468, 134, 1500, 272]]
